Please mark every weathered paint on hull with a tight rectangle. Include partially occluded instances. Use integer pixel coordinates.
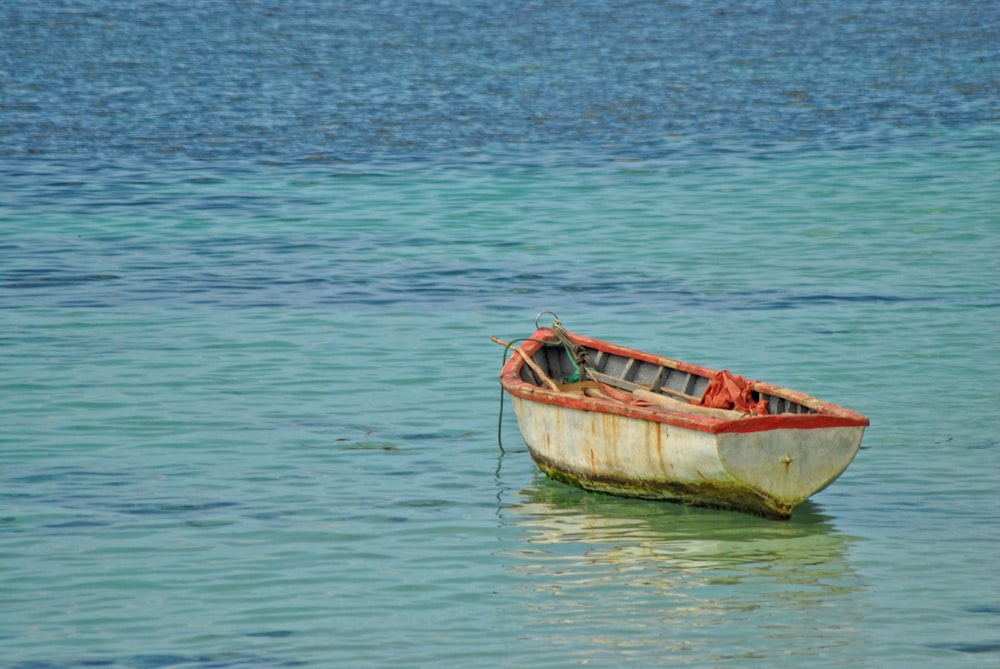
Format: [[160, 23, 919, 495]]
[[511, 394, 863, 519]]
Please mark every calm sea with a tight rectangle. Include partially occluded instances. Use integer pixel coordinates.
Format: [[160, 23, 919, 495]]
[[2, 1, 998, 667]]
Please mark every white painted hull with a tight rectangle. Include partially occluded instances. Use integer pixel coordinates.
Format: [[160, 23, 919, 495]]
[[511, 395, 863, 519]]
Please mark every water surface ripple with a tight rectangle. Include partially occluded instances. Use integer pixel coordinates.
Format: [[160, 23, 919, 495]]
[[2, 1, 999, 667]]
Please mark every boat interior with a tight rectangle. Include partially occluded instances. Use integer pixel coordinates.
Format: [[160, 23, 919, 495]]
[[521, 341, 818, 416]]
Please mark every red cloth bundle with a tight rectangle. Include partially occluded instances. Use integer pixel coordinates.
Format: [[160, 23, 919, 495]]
[[699, 370, 769, 415]]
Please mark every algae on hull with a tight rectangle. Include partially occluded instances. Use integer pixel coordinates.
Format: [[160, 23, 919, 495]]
[[532, 452, 795, 520]]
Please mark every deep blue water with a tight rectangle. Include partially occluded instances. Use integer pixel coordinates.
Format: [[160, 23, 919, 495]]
[[2, 0, 996, 166], [2, 1, 999, 667]]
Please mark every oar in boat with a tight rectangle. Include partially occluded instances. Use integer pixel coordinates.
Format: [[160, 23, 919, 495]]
[[490, 336, 560, 391]]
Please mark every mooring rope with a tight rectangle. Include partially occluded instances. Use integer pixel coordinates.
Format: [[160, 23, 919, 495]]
[[495, 314, 597, 452], [496, 314, 597, 452], [496, 339, 512, 453], [495, 336, 539, 453]]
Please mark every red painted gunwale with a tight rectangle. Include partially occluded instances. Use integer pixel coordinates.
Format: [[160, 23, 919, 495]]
[[499, 328, 870, 435]]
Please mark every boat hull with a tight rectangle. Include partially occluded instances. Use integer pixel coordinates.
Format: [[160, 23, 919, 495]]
[[511, 395, 863, 519]]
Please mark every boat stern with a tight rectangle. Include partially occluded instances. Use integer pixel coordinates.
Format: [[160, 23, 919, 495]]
[[716, 425, 865, 514]]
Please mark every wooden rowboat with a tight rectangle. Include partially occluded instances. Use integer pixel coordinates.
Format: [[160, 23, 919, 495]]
[[496, 316, 869, 519]]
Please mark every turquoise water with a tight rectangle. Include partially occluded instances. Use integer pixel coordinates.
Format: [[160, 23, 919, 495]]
[[3, 1, 1000, 667]]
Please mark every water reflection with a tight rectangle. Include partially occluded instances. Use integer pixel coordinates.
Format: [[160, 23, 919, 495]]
[[494, 474, 868, 664], [504, 478, 857, 576]]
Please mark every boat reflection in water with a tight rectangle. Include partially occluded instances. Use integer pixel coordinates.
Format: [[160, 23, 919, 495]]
[[495, 475, 867, 664]]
